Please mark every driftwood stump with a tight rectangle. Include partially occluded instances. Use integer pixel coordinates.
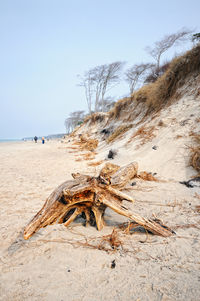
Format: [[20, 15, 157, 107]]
[[24, 162, 173, 239]]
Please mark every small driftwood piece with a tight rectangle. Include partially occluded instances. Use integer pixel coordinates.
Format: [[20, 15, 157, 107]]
[[24, 162, 173, 239]]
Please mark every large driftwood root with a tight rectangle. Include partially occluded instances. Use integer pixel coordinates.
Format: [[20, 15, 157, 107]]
[[24, 162, 173, 240]]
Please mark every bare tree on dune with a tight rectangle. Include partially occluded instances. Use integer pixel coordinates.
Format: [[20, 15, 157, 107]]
[[65, 110, 85, 133], [125, 63, 154, 94], [78, 61, 125, 113], [145, 28, 193, 78]]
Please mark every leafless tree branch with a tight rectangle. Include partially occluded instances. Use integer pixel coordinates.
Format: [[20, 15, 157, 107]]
[[145, 28, 193, 71], [78, 62, 125, 113], [125, 63, 154, 94]]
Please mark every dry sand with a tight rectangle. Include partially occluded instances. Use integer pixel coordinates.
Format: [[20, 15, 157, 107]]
[[0, 139, 200, 301]]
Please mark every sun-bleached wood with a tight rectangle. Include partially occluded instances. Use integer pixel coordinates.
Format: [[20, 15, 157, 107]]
[[24, 162, 173, 239]]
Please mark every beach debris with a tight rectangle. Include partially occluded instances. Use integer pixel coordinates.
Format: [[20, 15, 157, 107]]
[[74, 134, 99, 151], [107, 149, 117, 159], [180, 177, 200, 188], [189, 132, 200, 173], [24, 162, 173, 240], [131, 182, 137, 186], [195, 205, 200, 213], [179, 118, 190, 126], [88, 160, 104, 167], [100, 128, 111, 136], [111, 260, 116, 268], [152, 145, 157, 150], [191, 150, 200, 172], [137, 171, 158, 182], [99, 162, 120, 177], [98, 228, 123, 251]]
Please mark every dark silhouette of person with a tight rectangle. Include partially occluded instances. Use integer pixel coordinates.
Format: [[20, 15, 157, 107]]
[[34, 136, 38, 143]]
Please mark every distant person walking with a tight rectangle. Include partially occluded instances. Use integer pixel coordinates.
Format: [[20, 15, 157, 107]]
[[42, 137, 45, 144], [34, 136, 38, 143]]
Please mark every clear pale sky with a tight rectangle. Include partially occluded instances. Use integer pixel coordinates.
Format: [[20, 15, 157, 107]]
[[0, 0, 199, 139]]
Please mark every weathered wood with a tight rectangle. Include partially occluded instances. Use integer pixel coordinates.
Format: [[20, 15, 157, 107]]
[[110, 162, 138, 188], [24, 162, 173, 239], [71, 173, 92, 181], [99, 162, 120, 178], [101, 197, 172, 237]]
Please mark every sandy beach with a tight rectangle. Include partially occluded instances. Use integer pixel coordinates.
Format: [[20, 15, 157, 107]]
[[1, 1, 200, 300], [0, 138, 199, 301]]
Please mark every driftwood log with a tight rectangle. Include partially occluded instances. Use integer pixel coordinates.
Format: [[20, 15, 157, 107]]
[[24, 162, 173, 239]]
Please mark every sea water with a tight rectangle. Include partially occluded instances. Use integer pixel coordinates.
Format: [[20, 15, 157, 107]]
[[0, 139, 21, 143]]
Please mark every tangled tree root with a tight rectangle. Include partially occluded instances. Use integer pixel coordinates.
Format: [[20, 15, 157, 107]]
[[24, 162, 174, 240]]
